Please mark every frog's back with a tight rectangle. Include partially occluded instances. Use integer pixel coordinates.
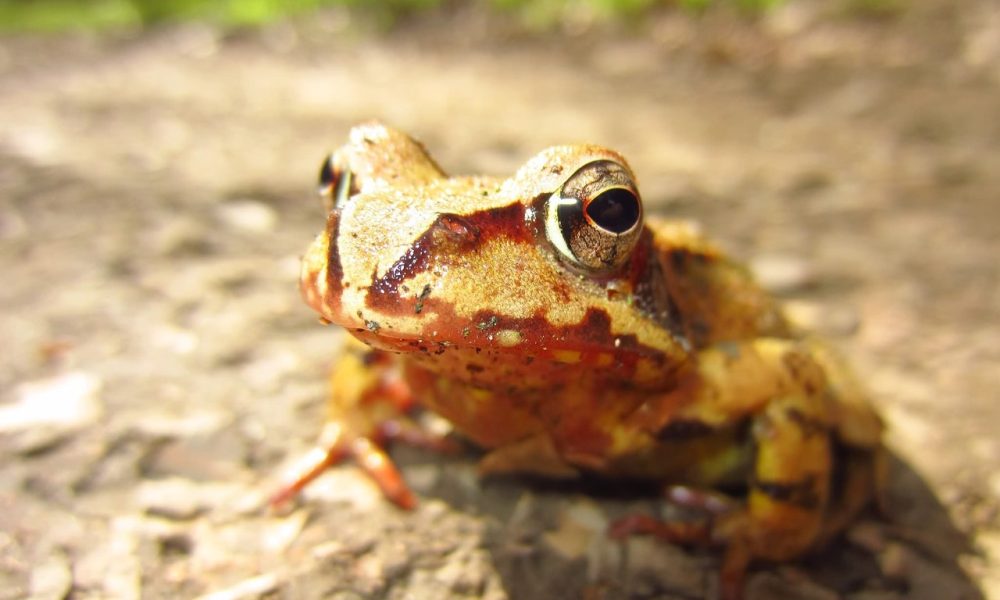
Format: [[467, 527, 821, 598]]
[[647, 219, 882, 436], [646, 219, 792, 351]]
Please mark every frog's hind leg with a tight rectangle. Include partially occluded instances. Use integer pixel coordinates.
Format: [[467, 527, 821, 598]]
[[612, 339, 875, 599], [715, 403, 886, 599], [613, 393, 834, 599], [716, 390, 834, 597], [270, 336, 454, 510], [813, 441, 889, 547]]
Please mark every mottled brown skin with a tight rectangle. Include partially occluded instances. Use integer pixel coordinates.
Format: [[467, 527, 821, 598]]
[[278, 122, 886, 599]]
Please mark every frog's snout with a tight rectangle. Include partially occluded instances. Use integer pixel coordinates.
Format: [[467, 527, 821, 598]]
[[300, 212, 341, 322]]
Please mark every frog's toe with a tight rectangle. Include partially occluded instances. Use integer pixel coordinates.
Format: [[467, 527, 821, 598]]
[[607, 513, 712, 545], [607, 508, 751, 600], [269, 421, 416, 510], [349, 435, 416, 509]]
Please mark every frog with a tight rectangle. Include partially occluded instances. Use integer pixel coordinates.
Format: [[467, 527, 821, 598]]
[[274, 121, 886, 599]]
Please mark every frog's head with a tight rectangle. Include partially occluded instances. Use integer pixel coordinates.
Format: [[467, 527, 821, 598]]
[[301, 123, 689, 387]]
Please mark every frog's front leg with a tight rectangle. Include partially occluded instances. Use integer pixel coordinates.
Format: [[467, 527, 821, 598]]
[[615, 339, 849, 598], [270, 336, 453, 509]]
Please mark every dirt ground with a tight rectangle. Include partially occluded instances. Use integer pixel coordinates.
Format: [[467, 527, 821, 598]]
[[1, 0, 998, 598]]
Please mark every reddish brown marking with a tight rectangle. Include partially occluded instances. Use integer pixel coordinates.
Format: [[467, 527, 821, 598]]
[[369, 242, 432, 304], [476, 202, 536, 242], [628, 232, 685, 339], [452, 306, 652, 360], [656, 242, 729, 349], [608, 514, 711, 544], [323, 210, 344, 314], [785, 408, 827, 437], [365, 203, 530, 313], [752, 475, 822, 510], [351, 300, 674, 383]]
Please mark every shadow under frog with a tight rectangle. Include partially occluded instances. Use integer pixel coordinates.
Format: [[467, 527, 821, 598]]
[[397, 446, 983, 600]]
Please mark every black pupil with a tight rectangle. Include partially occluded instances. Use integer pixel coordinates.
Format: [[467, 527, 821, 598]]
[[586, 189, 640, 233]]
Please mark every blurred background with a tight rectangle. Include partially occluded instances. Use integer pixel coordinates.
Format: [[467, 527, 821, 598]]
[[1, 1, 997, 598]]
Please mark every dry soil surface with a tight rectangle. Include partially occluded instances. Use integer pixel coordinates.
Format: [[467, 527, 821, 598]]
[[1, 1, 998, 598]]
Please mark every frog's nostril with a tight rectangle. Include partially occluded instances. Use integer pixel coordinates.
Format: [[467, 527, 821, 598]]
[[586, 188, 641, 234]]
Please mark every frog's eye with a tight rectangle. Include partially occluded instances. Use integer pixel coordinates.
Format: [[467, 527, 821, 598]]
[[544, 160, 643, 273], [317, 152, 355, 212]]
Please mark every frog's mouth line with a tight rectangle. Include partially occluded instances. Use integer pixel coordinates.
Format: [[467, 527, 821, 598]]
[[340, 302, 677, 366], [348, 325, 662, 379]]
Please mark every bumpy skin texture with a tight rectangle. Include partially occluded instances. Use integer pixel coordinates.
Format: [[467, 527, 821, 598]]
[[285, 122, 885, 598]]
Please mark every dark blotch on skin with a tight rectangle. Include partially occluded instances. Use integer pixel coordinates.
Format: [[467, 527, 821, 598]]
[[415, 284, 432, 314], [752, 476, 822, 509], [782, 350, 808, 379], [785, 408, 827, 437], [323, 212, 344, 311], [656, 419, 715, 440], [668, 248, 689, 271], [364, 204, 528, 315], [370, 244, 432, 305], [477, 315, 499, 331], [361, 350, 381, 367]]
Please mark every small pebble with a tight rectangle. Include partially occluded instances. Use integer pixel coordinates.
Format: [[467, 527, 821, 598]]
[[132, 408, 230, 438], [195, 573, 280, 600], [105, 517, 142, 600], [215, 200, 278, 234], [878, 542, 912, 582], [846, 520, 887, 553], [262, 510, 308, 554], [0, 372, 102, 433], [784, 300, 860, 336], [620, 537, 705, 598], [746, 570, 837, 600], [136, 478, 252, 521], [145, 432, 247, 482], [751, 254, 815, 294], [29, 551, 73, 600], [433, 548, 489, 595], [564, 499, 608, 532], [543, 511, 595, 559], [137, 478, 209, 520]]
